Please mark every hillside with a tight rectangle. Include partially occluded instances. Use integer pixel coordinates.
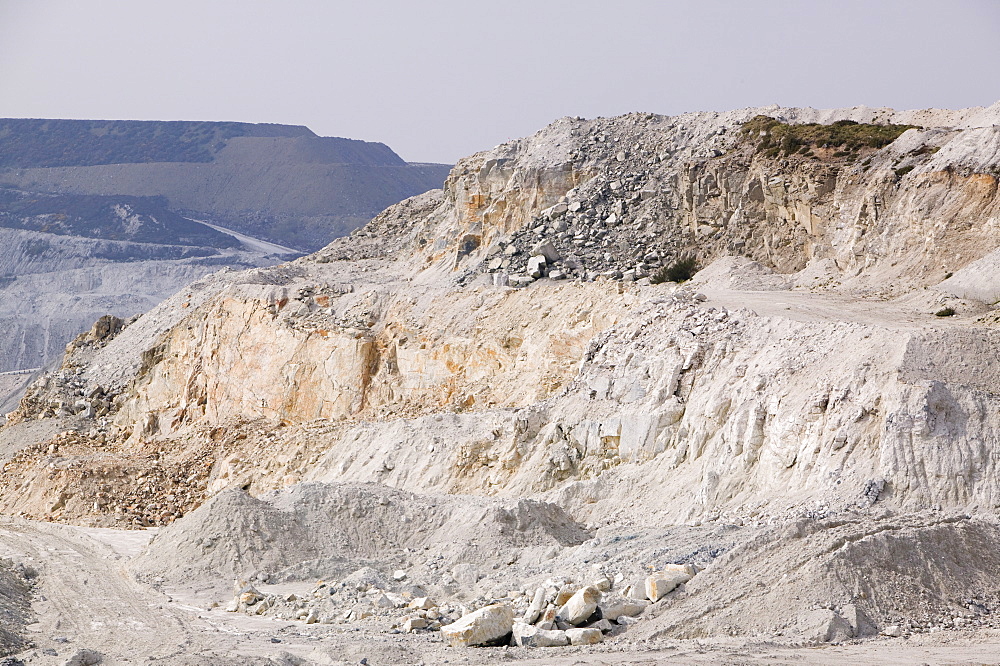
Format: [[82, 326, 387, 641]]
[[0, 118, 452, 251], [0, 118, 313, 167], [2, 102, 1000, 663], [0, 120, 450, 409], [0, 187, 237, 248]]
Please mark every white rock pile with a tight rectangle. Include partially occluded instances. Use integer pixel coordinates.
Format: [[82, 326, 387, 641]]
[[225, 562, 700, 649]]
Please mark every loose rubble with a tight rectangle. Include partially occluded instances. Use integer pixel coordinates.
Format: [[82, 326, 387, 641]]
[[222, 546, 687, 650]]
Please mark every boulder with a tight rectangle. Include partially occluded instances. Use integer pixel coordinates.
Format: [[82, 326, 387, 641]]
[[558, 585, 601, 625], [591, 618, 615, 633], [623, 579, 648, 600], [801, 608, 854, 643], [554, 584, 581, 606], [527, 255, 546, 279], [531, 241, 561, 263], [599, 596, 647, 619], [63, 650, 103, 666], [566, 627, 603, 645], [372, 594, 396, 608], [408, 596, 435, 610], [523, 587, 547, 625], [541, 203, 568, 220], [645, 570, 690, 602], [238, 584, 264, 607], [441, 603, 514, 647], [403, 617, 428, 632], [663, 562, 697, 577], [840, 603, 876, 637], [451, 563, 480, 586], [511, 622, 569, 647], [882, 624, 904, 637]]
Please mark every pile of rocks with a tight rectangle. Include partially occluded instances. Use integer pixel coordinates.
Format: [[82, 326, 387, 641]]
[[227, 573, 465, 630], [497, 563, 697, 649], [231, 561, 702, 650], [440, 562, 700, 648], [454, 113, 729, 289], [479, 190, 678, 289]]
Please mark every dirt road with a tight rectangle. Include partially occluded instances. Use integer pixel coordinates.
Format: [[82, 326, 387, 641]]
[[3, 517, 1000, 665]]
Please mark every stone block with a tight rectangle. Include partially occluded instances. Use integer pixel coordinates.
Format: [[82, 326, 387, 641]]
[[441, 603, 514, 648], [558, 585, 601, 626], [566, 627, 603, 645]]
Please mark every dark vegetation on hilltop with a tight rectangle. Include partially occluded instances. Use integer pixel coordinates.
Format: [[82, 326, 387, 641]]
[[742, 116, 919, 159], [0, 119, 314, 168], [0, 187, 238, 249]]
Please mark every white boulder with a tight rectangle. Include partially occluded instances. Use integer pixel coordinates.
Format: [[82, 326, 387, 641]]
[[441, 603, 514, 647]]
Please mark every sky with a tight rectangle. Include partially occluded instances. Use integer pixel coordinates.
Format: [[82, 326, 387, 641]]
[[2, 0, 998, 164]]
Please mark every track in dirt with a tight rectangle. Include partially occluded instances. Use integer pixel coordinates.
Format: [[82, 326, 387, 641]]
[[0, 518, 196, 661]]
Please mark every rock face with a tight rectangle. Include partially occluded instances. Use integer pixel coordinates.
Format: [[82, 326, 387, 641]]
[[7, 104, 1000, 519], [0, 226, 287, 414], [4, 103, 1000, 652]]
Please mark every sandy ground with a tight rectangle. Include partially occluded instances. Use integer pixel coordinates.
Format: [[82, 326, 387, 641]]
[[2, 517, 1000, 665]]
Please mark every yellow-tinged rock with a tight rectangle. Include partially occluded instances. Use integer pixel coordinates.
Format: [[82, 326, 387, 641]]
[[566, 627, 603, 645], [645, 569, 691, 602]]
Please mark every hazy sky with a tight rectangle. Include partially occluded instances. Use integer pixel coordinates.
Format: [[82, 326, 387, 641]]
[[2, 0, 998, 163]]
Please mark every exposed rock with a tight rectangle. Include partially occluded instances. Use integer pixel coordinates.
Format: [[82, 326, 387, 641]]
[[402, 617, 427, 632], [558, 585, 601, 625], [801, 608, 854, 644], [565, 627, 603, 645], [511, 622, 569, 647], [599, 596, 647, 620], [530, 241, 561, 263], [645, 570, 690, 602], [523, 587, 547, 624], [441, 603, 514, 648], [62, 649, 103, 666]]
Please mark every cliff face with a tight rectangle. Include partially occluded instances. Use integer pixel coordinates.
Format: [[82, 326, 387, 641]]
[[390, 107, 1000, 295], [3, 103, 1000, 531]]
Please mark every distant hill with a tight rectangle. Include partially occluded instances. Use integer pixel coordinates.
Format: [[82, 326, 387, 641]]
[[0, 187, 237, 249], [0, 119, 451, 251], [0, 119, 451, 398], [0, 119, 314, 167]]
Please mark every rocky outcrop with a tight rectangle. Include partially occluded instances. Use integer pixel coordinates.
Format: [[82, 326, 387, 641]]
[[396, 108, 1000, 297], [3, 102, 1000, 536]]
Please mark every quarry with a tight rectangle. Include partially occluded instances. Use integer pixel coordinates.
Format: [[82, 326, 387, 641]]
[[2, 101, 1000, 664]]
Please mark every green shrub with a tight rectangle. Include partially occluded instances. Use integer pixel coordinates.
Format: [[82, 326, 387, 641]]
[[651, 255, 699, 284], [894, 165, 915, 178], [935, 307, 956, 317]]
